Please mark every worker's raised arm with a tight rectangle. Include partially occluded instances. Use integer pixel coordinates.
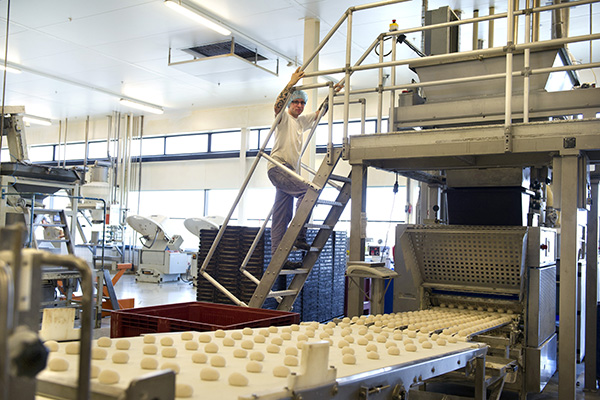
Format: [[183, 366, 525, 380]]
[[274, 67, 305, 115], [316, 82, 344, 118]]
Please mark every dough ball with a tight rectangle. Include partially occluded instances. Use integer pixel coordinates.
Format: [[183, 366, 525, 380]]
[[271, 337, 283, 346], [180, 332, 194, 341], [162, 347, 178, 358], [345, 336, 355, 344], [116, 339, 131, 350], [65, 342, 80, 355], [336, 340, 349, 349], [175, 383, 193, 398], [304, 330, 315, 338], [241, 340, 254, 350], [185, 341, 199, 351], [143, 344, 158, 355], [342, 347, 355, 355], [357, 337, 368, 346], [403, 338, 413, 345], [198, 334, 211, 343], [192, 352, 207, 364], [254, 335, 266, 344], [143, 335, 156, 344], [422, 341, 433, 349], [96, 337, 112, 348], [285, 347, 298, 356], [98, 369, 120, 384], [90, 364, 100, 379], [418, 336, 429, 343], [200, 367, 220, 381], [296, 341, 307, 349], [273, 365, 290, 378], [283, 355, 298, 366], [407, 330, 417, 338], [233, 349, 248, 358], [436, 338, 447, 346], [112, 352, 129, 364], [223, 337, 235, 347], [365, 344, 378, 352], [228, 372, 249, 387], [342, 354, 356, 365], [387, 346, 401, 356], [246, 361, 263, 373], [448, 336, 458, 344], [319, 332, 330, 340], [258, 329, 270, 337], [266, 344, 280, 354], [140, 357, 159, 370], [215, 329, 226, 338], [160, 337, 174, 347], [405, 344, 417, 352], [242, 327, 253, 336], [44, 340, 59, 353], [48, 357, 69, 372], [250, 351, 265, 361], [204, 343, 219, 353], [385, 341, 397, 349], [210, 355, 226, 368], [268, 326, 279, 333], [161, 362, 180, 374], [364, 333, 374, 341], [367, 351, 380, 360], [281, 332, 292, 341], [231, 332, 243, 340], [91, 347, 108, 360], [376, 335, 387, 343], [291, 324, 300, 331], [358, 327, 368, 335]]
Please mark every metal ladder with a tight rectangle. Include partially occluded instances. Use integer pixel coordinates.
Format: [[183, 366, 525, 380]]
[[248, 146, 350, 310], [28, 208, 76, 254]]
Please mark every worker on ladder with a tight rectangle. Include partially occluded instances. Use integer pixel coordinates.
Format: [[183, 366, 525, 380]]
[[268, 67, 342, 268]]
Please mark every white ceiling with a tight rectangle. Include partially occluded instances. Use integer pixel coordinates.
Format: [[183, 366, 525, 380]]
[[0, 0, 596, 121]]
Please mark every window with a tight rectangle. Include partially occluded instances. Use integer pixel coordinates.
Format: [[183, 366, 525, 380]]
[[248, 128, 274, 151], [28, 145, 55, 162], [87, 141, 108, 159], [244, 188, 276, 223], [131, 137, 165, 157], [206, 189, 238, 220], [166, 134, 208, 155], [57, 142, 86, 161], [211, 131, 241, 152]]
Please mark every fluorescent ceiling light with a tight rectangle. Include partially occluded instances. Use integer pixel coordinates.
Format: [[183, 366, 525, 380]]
[[164, 0, 231, 36], [0, 64, 21, 74], [22, 114, 52, 126], [119, 98, 164, 115]]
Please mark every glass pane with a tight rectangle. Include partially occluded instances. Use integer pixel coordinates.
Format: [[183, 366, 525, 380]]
[[0, 148, 8, 160], [366, 186, 407, 221], [131, 137, 164, 157], [261, 130, 274, 150], [206, 189, 238, 220], [28, 145, 55, 162], [248, 129, 260, 150], [211, 131, 241, 152], [88, 141, 108, 159], [57, 143, 86, 160], [166, 134, 208, 154], [245, 188, 275, 223]]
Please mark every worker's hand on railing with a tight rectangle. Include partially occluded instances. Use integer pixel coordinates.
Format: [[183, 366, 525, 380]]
[[289, 67, 305, 87]]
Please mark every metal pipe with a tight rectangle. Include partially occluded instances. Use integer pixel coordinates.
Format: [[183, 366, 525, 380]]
[[376, 37, 384, 133], [83, 116, 90, 182], [262, 153, 319, 190], [585, 177, 599, 390], [39, 252, 93, 400], [489, 6, 495, 48], [533, 0, 541, 41], [388, 34, 397, 133], [199, 270, 247, 306], [473, 9, 480, 50], [238, 208, 272, 279], [0, 261, 13, 400], [360, 98, 366, 135], [301, 163, 342, 190], [505, 0, 515, 129], [343, 11, 353, 148], [524, 0, 532, 123], [62, 118, 68, 167]]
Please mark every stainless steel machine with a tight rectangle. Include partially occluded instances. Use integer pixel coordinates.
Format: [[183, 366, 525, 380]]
[[393, 223, 557, 395]]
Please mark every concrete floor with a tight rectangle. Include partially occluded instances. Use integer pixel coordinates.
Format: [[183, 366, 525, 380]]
[[96, 273, 600, 400]]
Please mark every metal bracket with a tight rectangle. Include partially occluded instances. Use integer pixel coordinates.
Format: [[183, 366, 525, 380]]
[[503, 42, 515, 53], [521, 67, 532, 77], [504, 126, 513, 153]]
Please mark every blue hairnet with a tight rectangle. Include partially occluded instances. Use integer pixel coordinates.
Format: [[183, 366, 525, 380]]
[[287, 90, 308, 106]]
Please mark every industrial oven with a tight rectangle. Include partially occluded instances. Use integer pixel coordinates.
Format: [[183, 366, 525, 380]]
[[393, 223, 558, 394]]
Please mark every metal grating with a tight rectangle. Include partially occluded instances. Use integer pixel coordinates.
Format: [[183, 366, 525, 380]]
[[407, 225, 527, 291]]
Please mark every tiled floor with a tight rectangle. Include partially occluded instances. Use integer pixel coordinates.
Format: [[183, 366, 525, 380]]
[[97, 273, 600, 399]]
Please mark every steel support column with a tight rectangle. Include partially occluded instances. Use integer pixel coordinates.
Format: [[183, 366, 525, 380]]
[[347, 164, 368, 317]]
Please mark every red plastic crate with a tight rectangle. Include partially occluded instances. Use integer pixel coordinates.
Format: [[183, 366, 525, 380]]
[[110, 301, 300, 338]]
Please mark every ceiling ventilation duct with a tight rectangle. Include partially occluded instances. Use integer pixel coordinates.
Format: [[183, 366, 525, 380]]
[[168, 38, 279, 84]]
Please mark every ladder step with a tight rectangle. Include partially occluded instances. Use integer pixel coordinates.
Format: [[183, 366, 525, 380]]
[[279, 268, 309, 275], [316, 199, 343, 207], [33, 223, 66, 228], [38, 239, 69, 243], [267, 289, 298, 298], [33, 209, 65, 214], [328, 174, 351, 183], [305, 223, 332, 230]]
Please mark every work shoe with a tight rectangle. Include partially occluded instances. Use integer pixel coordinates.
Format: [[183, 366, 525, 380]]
[[283, 261, 303, 269], [292, 240, 311, 251]]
